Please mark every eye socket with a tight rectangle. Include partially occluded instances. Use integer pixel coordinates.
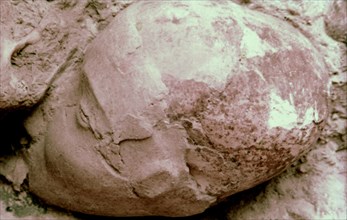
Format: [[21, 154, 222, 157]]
[[76, 105, 91, 130]]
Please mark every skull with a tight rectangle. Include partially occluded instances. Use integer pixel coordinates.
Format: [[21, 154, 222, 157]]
[[23, 1, 329, 217]]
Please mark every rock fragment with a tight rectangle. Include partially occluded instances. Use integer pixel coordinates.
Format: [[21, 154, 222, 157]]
[[324, 0, 347, 44]]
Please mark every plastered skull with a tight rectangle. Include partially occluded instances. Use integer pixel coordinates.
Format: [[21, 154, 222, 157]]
[[24, 1, 329, 217]]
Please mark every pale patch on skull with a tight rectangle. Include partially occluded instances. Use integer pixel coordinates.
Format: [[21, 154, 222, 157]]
[[268, 89, 299, 129], [240, 26, 278, 59], [268, 89, 319, 129]]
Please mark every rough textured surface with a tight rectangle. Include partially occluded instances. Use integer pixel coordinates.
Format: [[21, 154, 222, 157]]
[[324, 0, 347, 44], [15, 1, 329, 217], [0, 1, 51, 112], [0, 0, 345, 219]]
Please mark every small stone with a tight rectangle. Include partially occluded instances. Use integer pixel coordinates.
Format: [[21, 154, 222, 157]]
[[0, 155, 28, 191], [297, 164, 311, 174]]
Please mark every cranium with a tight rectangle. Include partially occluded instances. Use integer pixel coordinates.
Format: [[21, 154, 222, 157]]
[[10, 1, 330, 217]]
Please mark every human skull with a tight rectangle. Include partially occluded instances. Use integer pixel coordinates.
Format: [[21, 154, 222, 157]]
[[23, 1, 328, 217]]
